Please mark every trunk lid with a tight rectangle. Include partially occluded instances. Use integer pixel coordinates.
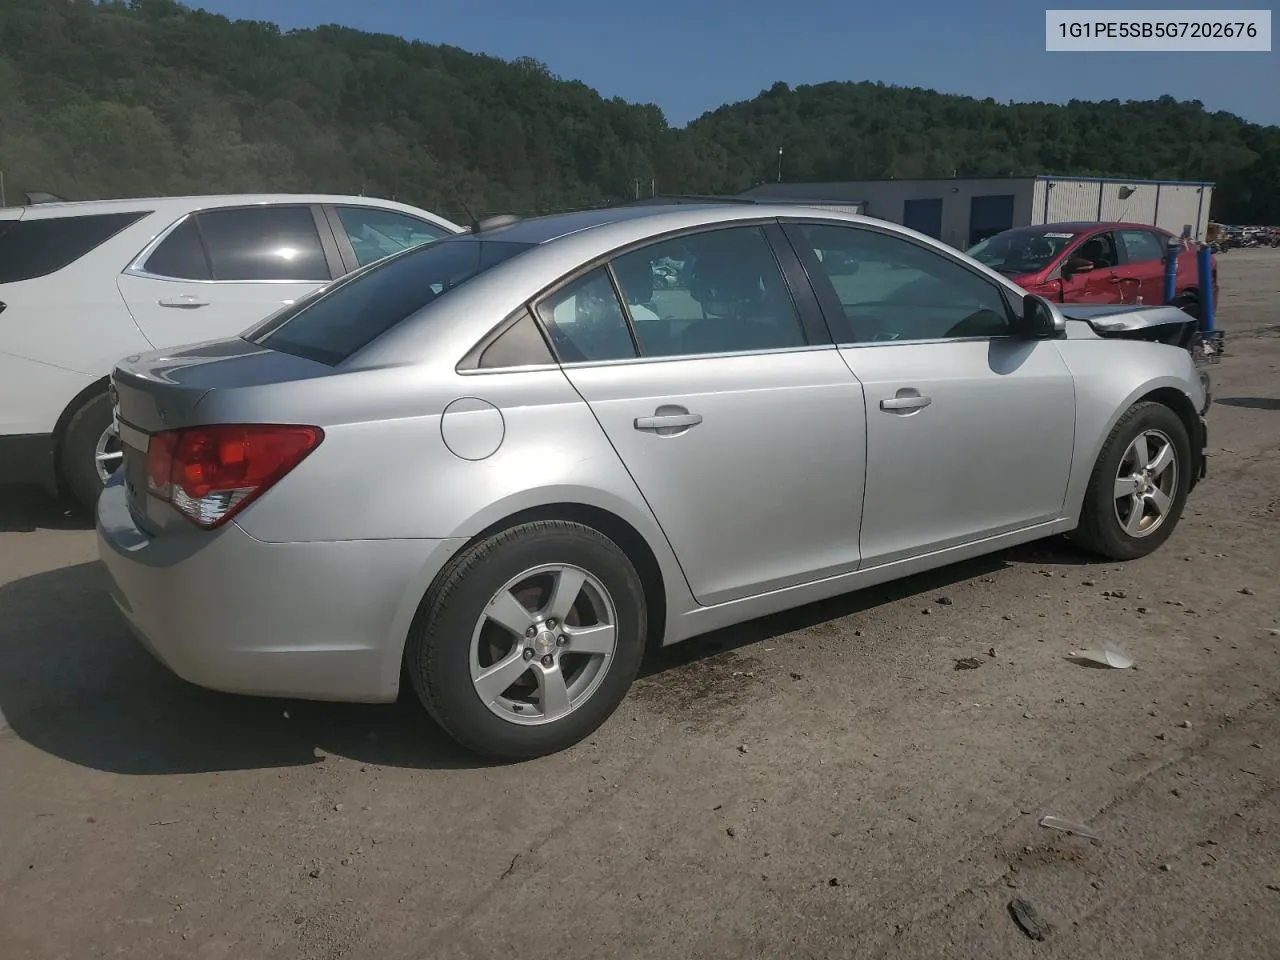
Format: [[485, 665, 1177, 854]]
[[111, 337, 334, 531]]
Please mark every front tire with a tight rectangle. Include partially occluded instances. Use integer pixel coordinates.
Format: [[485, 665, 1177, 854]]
[[406, 521, 647, 760], [59, 391, 120, 515], [1071, 402, 1191, 560]]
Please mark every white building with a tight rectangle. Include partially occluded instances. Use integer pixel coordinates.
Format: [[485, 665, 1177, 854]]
[[740, 175, 1215, 248]]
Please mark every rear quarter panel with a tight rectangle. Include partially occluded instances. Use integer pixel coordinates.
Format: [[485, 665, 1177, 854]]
[[209, 360, 696, 635], [1054, 332, 1203, 520]]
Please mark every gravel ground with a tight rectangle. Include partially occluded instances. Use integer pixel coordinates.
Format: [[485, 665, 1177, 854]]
[[2, 249, 1278, 960]]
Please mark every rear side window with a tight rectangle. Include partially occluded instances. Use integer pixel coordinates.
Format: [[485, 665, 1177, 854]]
[[335, 206, 452, 266], [1119, 229, 1167, 264], [197, 206, 329, 282], [0, 211, 148, 283], [142, 216, 212, 280], [250, 238, 534, 365]]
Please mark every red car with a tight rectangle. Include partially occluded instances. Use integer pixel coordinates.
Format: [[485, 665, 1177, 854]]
[[967, 222, 1217, 318]]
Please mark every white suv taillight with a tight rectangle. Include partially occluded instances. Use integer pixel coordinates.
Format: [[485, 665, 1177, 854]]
[[146, 424, 323, 529]]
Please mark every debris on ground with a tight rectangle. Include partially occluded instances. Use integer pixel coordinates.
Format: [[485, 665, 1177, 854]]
[[1008, 897, 1052, 941], [1066, 646, 1134, 669], [1039, 815, 1101, 841], [988, 647, 997, 658], [954, 657, 984, 671], [936, 596, 953, 606]]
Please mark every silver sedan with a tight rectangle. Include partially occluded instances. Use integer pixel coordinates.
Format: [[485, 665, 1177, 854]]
[[98, 203, 1209, 759]]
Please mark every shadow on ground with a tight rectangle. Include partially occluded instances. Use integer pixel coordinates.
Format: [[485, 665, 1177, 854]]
[[1, 487, 1094, 776], [1216, 396, 1280, 411], [0, 487, 91, 534]]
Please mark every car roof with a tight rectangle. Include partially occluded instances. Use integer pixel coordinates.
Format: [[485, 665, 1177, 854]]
[[472, 201, 879, 245], [1030, 221, 1171, 235], [0, 194, 463, 229]]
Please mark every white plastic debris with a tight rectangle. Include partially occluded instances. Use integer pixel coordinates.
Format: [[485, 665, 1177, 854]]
[[1039, 815, 1101, 841], [1066, 646, 1134, 669]]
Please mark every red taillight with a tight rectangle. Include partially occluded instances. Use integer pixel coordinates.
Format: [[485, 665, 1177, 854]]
[[145, 424, 323, 529]]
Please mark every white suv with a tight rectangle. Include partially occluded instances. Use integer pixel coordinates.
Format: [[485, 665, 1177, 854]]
[[0, 194, 461, 509]]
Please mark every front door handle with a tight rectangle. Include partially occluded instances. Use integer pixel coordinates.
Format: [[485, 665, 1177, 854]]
[[880, 393, 932, 412], [635, 412, 703, 431], [158, 295, 209, 308]]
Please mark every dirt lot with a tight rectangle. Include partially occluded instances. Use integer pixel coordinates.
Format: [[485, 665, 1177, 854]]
[[2, 249, 1278, 960]]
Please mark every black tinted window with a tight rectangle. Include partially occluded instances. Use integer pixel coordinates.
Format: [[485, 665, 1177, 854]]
[[539, 268, 637, 363], [252, 238, 533, 365], [0, 212, 148, 283], [795, 224, 1010, 342], [196, 206, 329, 282], [142, 216, 212, 280], [609, 226, 806, 357]]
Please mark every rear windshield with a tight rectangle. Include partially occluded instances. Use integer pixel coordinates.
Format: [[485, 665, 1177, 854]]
[[0, 211, 149, 283], [248, 237, 534, 365]]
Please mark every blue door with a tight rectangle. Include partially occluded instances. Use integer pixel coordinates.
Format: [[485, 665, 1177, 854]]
[[969, 195, 1015, 246], [903, 198, 943, 239]]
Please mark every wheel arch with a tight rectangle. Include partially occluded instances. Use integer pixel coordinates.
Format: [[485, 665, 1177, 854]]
[[387, 497, 685, 699], [51, 374, 112, 494], [1133, 385, 1203, 490], [464, 503, 669, 656]]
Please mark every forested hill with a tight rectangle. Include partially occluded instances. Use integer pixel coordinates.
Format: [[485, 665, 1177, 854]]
[[1, 0, 1276, 223]]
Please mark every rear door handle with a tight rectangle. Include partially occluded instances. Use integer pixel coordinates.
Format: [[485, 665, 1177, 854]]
[[635, 412, 703, 431], [880, 394, 932, 412], [158, 295, 209, 308]]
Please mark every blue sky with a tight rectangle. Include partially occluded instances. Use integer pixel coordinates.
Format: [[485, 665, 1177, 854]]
[[190, 0, 1279, 127]]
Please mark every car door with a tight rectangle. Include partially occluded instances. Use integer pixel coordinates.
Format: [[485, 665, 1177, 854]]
[[1061, 230, 1129, 304], [1115, 228, 1170, 304], [783, 220, 1075, 566], [116, 204, 343, 350], [322, 204, 455, 273], [537, 223, 868, 607]]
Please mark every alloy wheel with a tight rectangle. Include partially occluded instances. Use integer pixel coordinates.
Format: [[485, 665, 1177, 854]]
[[469, 563, 618, 725], [1113, 428, 1178, 538]]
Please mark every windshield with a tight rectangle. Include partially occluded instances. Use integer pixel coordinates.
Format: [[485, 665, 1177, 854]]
[[967, 228, 1080, 275], [248, 237, 534, 365]]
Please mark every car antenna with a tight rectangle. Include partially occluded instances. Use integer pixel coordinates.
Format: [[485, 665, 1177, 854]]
[[456, 196, 484, 234]]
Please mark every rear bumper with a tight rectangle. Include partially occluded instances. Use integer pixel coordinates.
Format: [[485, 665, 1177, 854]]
[[0, 432, 57, 491], [96, 478, 463, 702]]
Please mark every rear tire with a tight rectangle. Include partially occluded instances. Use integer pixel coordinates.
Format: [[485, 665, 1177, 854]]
[[1070, 402, 1191, 561], [58, 391, 119, 515], [405, 520, 647, 760], [1173, 291, 1200, 322]]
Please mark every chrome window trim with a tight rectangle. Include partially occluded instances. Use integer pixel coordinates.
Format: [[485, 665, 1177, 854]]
[[122, 208, 332, 285]]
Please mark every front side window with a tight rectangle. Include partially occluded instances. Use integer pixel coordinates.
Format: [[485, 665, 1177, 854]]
[[609, 226, 806, 357], [1073, 231, 1119, 269], [0, 211, 148, 283], [250, 238, 533, 365], [795, 224, 1010, 342], [538, 268, 637, 363], [336, 206, 452, 267], [1118, 229, 1167, 264], [195, 206, 329, 282]]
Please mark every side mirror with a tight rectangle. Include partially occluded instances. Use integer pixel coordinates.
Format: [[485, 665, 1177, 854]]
[[1064, 257, 1095, 275], [1018, 293, 1066, 339]]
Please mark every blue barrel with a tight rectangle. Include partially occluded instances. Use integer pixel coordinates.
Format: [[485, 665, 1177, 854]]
[[1163, 239, 1180, 304], [1197, 245, 1215, 333]]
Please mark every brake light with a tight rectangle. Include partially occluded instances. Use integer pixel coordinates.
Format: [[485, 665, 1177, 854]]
[[145, 424, 323, 529]]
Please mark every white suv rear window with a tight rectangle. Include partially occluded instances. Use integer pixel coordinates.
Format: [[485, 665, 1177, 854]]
[[0, 212, 149, 283]]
